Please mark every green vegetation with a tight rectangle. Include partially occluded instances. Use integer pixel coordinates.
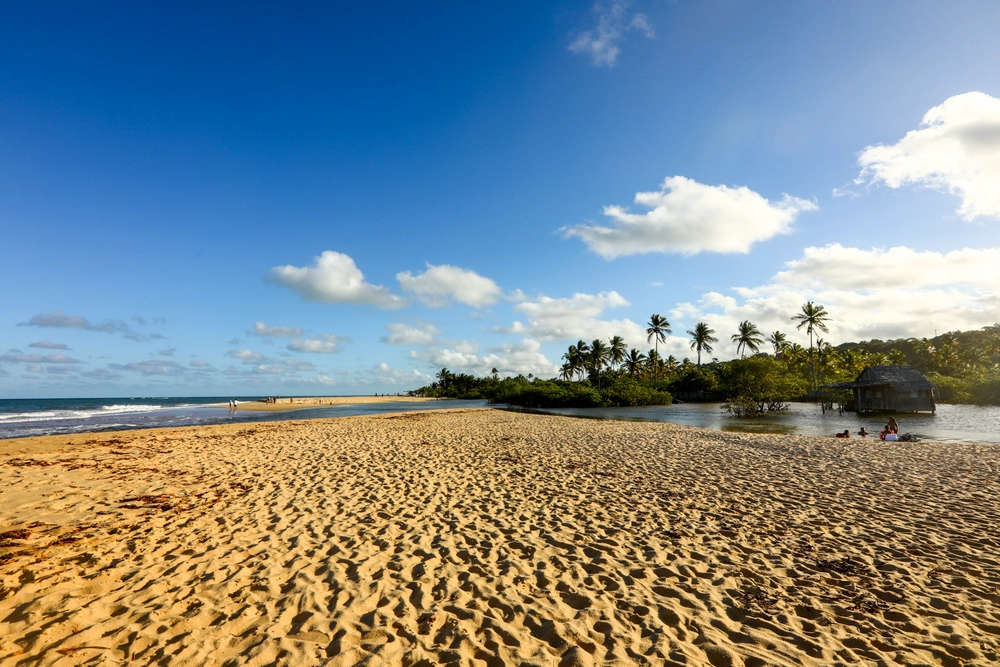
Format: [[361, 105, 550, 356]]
[[717, 357, 806, 417], [416, 373, 671, 408], [416, 311, 1000, 408]]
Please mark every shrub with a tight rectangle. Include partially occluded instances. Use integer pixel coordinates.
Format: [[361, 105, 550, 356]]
[[601, 377, 672, 407], [716, 357, 802, 417]]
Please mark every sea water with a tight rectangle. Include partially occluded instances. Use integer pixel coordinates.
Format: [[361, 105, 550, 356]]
[[0, 397, 491, 439]]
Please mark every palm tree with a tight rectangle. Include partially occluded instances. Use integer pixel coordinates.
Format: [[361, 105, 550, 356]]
[[663, 355, 679, 375], [687, 322, 717, 368], [646, 349, 662, 379], [623, 348, 647, 378], [768, 331, 790, 357], [436, 368, 453, 390], [491, 367, 500, 381], [731, 320, 764, 359], [792, 301, 831, 390], [588, 338, 610, 387], [646, 314, 671, 385], [608, 336, 627, 371], [558, 362, 574, 381]]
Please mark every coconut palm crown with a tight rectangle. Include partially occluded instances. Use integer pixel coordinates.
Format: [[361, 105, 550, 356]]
[[731, 320, 764, 359], [687, 322, 718, 368], [646, 314, 671, 384]]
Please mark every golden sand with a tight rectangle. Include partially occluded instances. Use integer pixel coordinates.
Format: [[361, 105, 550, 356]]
[[1, 409, 999, 666]]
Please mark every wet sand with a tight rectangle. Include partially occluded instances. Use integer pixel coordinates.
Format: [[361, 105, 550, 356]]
[[1, 409, 998, 666]]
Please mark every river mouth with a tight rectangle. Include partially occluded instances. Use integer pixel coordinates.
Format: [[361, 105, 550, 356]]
[[502, 401, 1000, 445]]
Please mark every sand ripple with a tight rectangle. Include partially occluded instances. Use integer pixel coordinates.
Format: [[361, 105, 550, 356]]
[[1, 409, 999, 666]]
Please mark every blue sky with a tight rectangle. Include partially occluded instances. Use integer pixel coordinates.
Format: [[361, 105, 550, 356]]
[[2, 1, 1000, 397]]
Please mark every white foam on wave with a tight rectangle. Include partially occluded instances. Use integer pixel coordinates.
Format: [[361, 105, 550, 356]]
[[0, 404, 166, 424]]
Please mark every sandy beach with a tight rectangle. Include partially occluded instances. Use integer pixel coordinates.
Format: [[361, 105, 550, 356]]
[[1, 408, 998, 666], [232, 396, 439, 412]]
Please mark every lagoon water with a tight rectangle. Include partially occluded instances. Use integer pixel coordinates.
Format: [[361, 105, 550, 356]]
[[515, 401, 1000, 444]]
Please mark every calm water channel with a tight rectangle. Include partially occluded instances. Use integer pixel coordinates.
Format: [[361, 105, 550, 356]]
[[511, 402, 1000, 445]]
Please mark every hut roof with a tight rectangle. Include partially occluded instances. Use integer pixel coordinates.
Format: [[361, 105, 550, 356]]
[[823, 365, 935, 392]]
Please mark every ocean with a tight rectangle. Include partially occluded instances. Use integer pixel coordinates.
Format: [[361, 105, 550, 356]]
[[0, 397, 491, 439]]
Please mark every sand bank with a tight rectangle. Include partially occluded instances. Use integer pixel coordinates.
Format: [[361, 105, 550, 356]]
[[1, 409, 998, 666], [231, 395, 440, 412]]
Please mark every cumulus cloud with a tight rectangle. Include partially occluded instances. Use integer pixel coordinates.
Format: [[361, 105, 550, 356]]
[[774, 244, 1000, 291], [81, 368, 121, 380], [20, 311, 126, 334], [28, 341, 69, 350], [159, 347, 176, 357], [671, 243, 1000, 353], [253, 322, 305, 338], [418, 338, 559, 378], [368, 363, 435, 386], [109, 360, 184, 376], [190, 360, 210, 368], [856, 92, 1000, 220], [0, 352, 80, 364], [382, 322, 441, 346], [19, 310, 160, 341], [564, 176, 817, 258], [227, 349, 265, 364], [502, 291, 647, 346], [287, 334, 342, 354], [396, 264, 502, 308], [569, 2, 654, 67], [266, 251, 406, 309]]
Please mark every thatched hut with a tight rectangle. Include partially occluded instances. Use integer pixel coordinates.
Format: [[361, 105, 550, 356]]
[[824, 365, 936, 414]]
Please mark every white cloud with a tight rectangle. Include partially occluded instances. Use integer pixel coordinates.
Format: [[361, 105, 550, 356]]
[[266, 251, 406, 309], [227, 349, 265, 364], [287, 334, 342, 354], [569, 2, 654, 67], [253, 322, 305, 338], [382, 322, 441, 346], [190, 360, 210, 368], [109, 360, 184, 376], [28, 341, 69, 350], [502, 291, 647, 346], [774, 244, 1000, 291], [420, 338, 559, 378], [369, 363, 434, 386], [0, 352, 80, 364], [857, 92, 1000, 220], [81, 368, 120, 380], [672, 243, 1000, 353], [158, 347, 176, 357], [20, 311, 126, 334], [396, 263, 502, 308], [564, 176, 817, 258]]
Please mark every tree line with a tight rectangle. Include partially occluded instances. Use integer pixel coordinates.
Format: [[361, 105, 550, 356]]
[[418, 304, 1000, 407]]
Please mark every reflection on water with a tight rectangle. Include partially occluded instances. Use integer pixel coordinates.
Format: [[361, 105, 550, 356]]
[[509, 402, 1000, 444]]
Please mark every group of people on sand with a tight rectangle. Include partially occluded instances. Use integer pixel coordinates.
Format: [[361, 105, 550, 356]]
[[228, 398, 238, 410], [835, 416, 915, 441], [264, 396, 282, 404]]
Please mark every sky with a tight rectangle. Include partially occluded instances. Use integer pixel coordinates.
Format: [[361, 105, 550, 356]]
[[2, 1, 1000, 398]]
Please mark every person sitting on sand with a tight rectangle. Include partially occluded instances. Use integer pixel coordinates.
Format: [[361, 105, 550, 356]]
[[858, 427, 868, 437], [887, 416, 899, 433]]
